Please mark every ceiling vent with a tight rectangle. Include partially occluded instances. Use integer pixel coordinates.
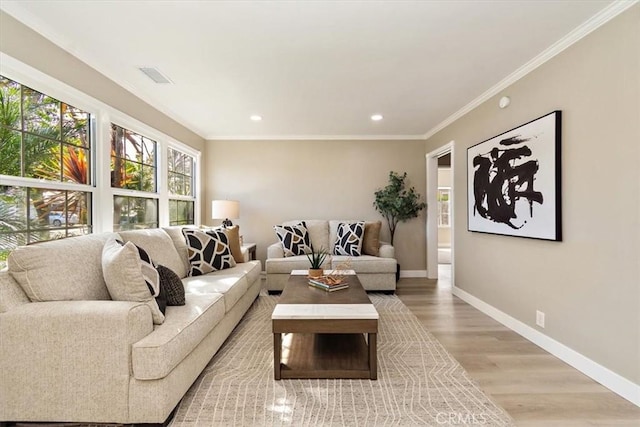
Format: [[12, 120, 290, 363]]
[[139, 67, 173, 84]]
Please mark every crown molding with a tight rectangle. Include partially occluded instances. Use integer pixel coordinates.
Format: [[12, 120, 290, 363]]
[[4, 1, 635, 142], [205, 134, 426, 141], [423, 0, 639, 140]]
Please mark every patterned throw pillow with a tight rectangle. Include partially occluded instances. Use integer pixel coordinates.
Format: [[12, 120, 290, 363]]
[[334, 221, 365, 256], [157, 264, 185, 306], [273, 222, 312, 257], [182, 228, 237, 276], [116, 240, 166, 314], [102, 239, 165, 325]]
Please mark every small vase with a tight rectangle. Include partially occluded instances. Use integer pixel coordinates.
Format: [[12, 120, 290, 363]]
[[308, 268, 323, 278]]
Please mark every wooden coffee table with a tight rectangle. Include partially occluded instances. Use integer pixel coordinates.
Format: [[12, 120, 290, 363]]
[[271, 270, 378, 380]]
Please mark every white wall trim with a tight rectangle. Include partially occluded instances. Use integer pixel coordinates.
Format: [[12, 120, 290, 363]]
[[452, 286, 640, 407], [423, 0, 639, 140], [205, 134, 425, 141], [400, 270, 427, 278], [426, 142, 454, 280]]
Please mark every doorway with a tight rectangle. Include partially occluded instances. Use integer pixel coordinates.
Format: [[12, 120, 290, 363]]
[[425, 142, 454, 283]]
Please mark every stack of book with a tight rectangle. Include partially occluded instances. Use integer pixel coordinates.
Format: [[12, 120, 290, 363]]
[[308, 276, 349, 292]]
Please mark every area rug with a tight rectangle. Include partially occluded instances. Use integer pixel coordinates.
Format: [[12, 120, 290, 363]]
[[170, 293, 513, 426]]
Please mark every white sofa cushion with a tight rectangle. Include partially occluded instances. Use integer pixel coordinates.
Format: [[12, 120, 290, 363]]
[[331, 255, 397, 273], [132, 293, 226, 380], [8, 233, 117, 302], [118, 229, 187, 279], [182, 267, 249, 312], [229, 260, 262, 287]]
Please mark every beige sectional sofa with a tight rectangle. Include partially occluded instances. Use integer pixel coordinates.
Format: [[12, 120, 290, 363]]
[[266, 220, 397, 293], [0, 227, 261, 425]]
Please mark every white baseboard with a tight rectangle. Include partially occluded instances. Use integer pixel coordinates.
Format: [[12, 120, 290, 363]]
[[399, 270, 427, 278], [452, 286, 640, 407]]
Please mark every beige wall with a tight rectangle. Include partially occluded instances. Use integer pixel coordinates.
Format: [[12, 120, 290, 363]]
[[425, 6, 640, 384], [203, 139, 427, 271], [0, 11, 204, 152]]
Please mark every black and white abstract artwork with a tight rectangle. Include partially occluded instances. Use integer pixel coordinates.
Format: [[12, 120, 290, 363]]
[[467, 110, 562, 241]]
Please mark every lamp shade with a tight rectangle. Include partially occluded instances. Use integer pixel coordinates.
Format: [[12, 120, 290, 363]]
[[211, 200, 239, 220]]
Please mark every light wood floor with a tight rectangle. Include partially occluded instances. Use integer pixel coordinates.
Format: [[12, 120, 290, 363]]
[[395, 265, 640, 426]]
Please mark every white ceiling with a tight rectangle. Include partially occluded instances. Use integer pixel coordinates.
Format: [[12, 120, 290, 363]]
[[1, 0, 620, 140]]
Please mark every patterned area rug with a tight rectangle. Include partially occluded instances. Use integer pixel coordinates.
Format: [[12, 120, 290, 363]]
[[170, 293, 513, 426]]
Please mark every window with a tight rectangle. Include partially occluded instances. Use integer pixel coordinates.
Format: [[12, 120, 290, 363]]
[[110, 123, 156, 192], [168, 147, 195, 226], [0, 75, 92, 268], [1, 63, 201, 266], [111, 124, 158, 231], [169, 199, 194, 226], [437, 187, 450, 227], [113, 195, 158, 230]]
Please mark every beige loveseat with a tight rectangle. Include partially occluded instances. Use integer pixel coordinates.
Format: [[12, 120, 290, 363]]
[[266, 220, 397, 293], [0, 227, 261, 424]]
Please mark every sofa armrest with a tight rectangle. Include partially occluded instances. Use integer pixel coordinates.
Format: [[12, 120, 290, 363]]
[[267, 242, 284, 259], [0, 300, 153, 422], [379, 241, 395, 259]]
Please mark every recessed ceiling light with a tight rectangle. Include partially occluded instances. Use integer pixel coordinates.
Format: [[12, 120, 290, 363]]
[[371, 114, 383, 121], [250, 115, 263, 121]]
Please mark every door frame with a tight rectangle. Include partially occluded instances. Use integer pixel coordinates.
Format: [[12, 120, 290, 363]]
[[425, 141, 454, 280]]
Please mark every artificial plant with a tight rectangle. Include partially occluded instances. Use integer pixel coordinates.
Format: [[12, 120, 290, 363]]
[[373, 171, 426, 245], [306, 246, 328, 269]]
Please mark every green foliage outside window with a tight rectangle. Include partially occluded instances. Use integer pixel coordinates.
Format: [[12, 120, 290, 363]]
[[0, 75, 92, 268], [110, 124, 156, 192]]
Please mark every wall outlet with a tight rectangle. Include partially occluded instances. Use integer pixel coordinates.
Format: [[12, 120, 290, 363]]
[[536, 310, 545, 328]]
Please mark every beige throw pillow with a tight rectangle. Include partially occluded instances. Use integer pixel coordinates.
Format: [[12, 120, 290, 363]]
[[102, 238, 165, 324], [362, 221, 382, 256], [224, 225, 244, 264]]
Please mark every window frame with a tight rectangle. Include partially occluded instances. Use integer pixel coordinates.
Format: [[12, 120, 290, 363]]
[[0, 53, 201, 238], [166, 145, 197, 226], [0, 69, 98, 259]]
